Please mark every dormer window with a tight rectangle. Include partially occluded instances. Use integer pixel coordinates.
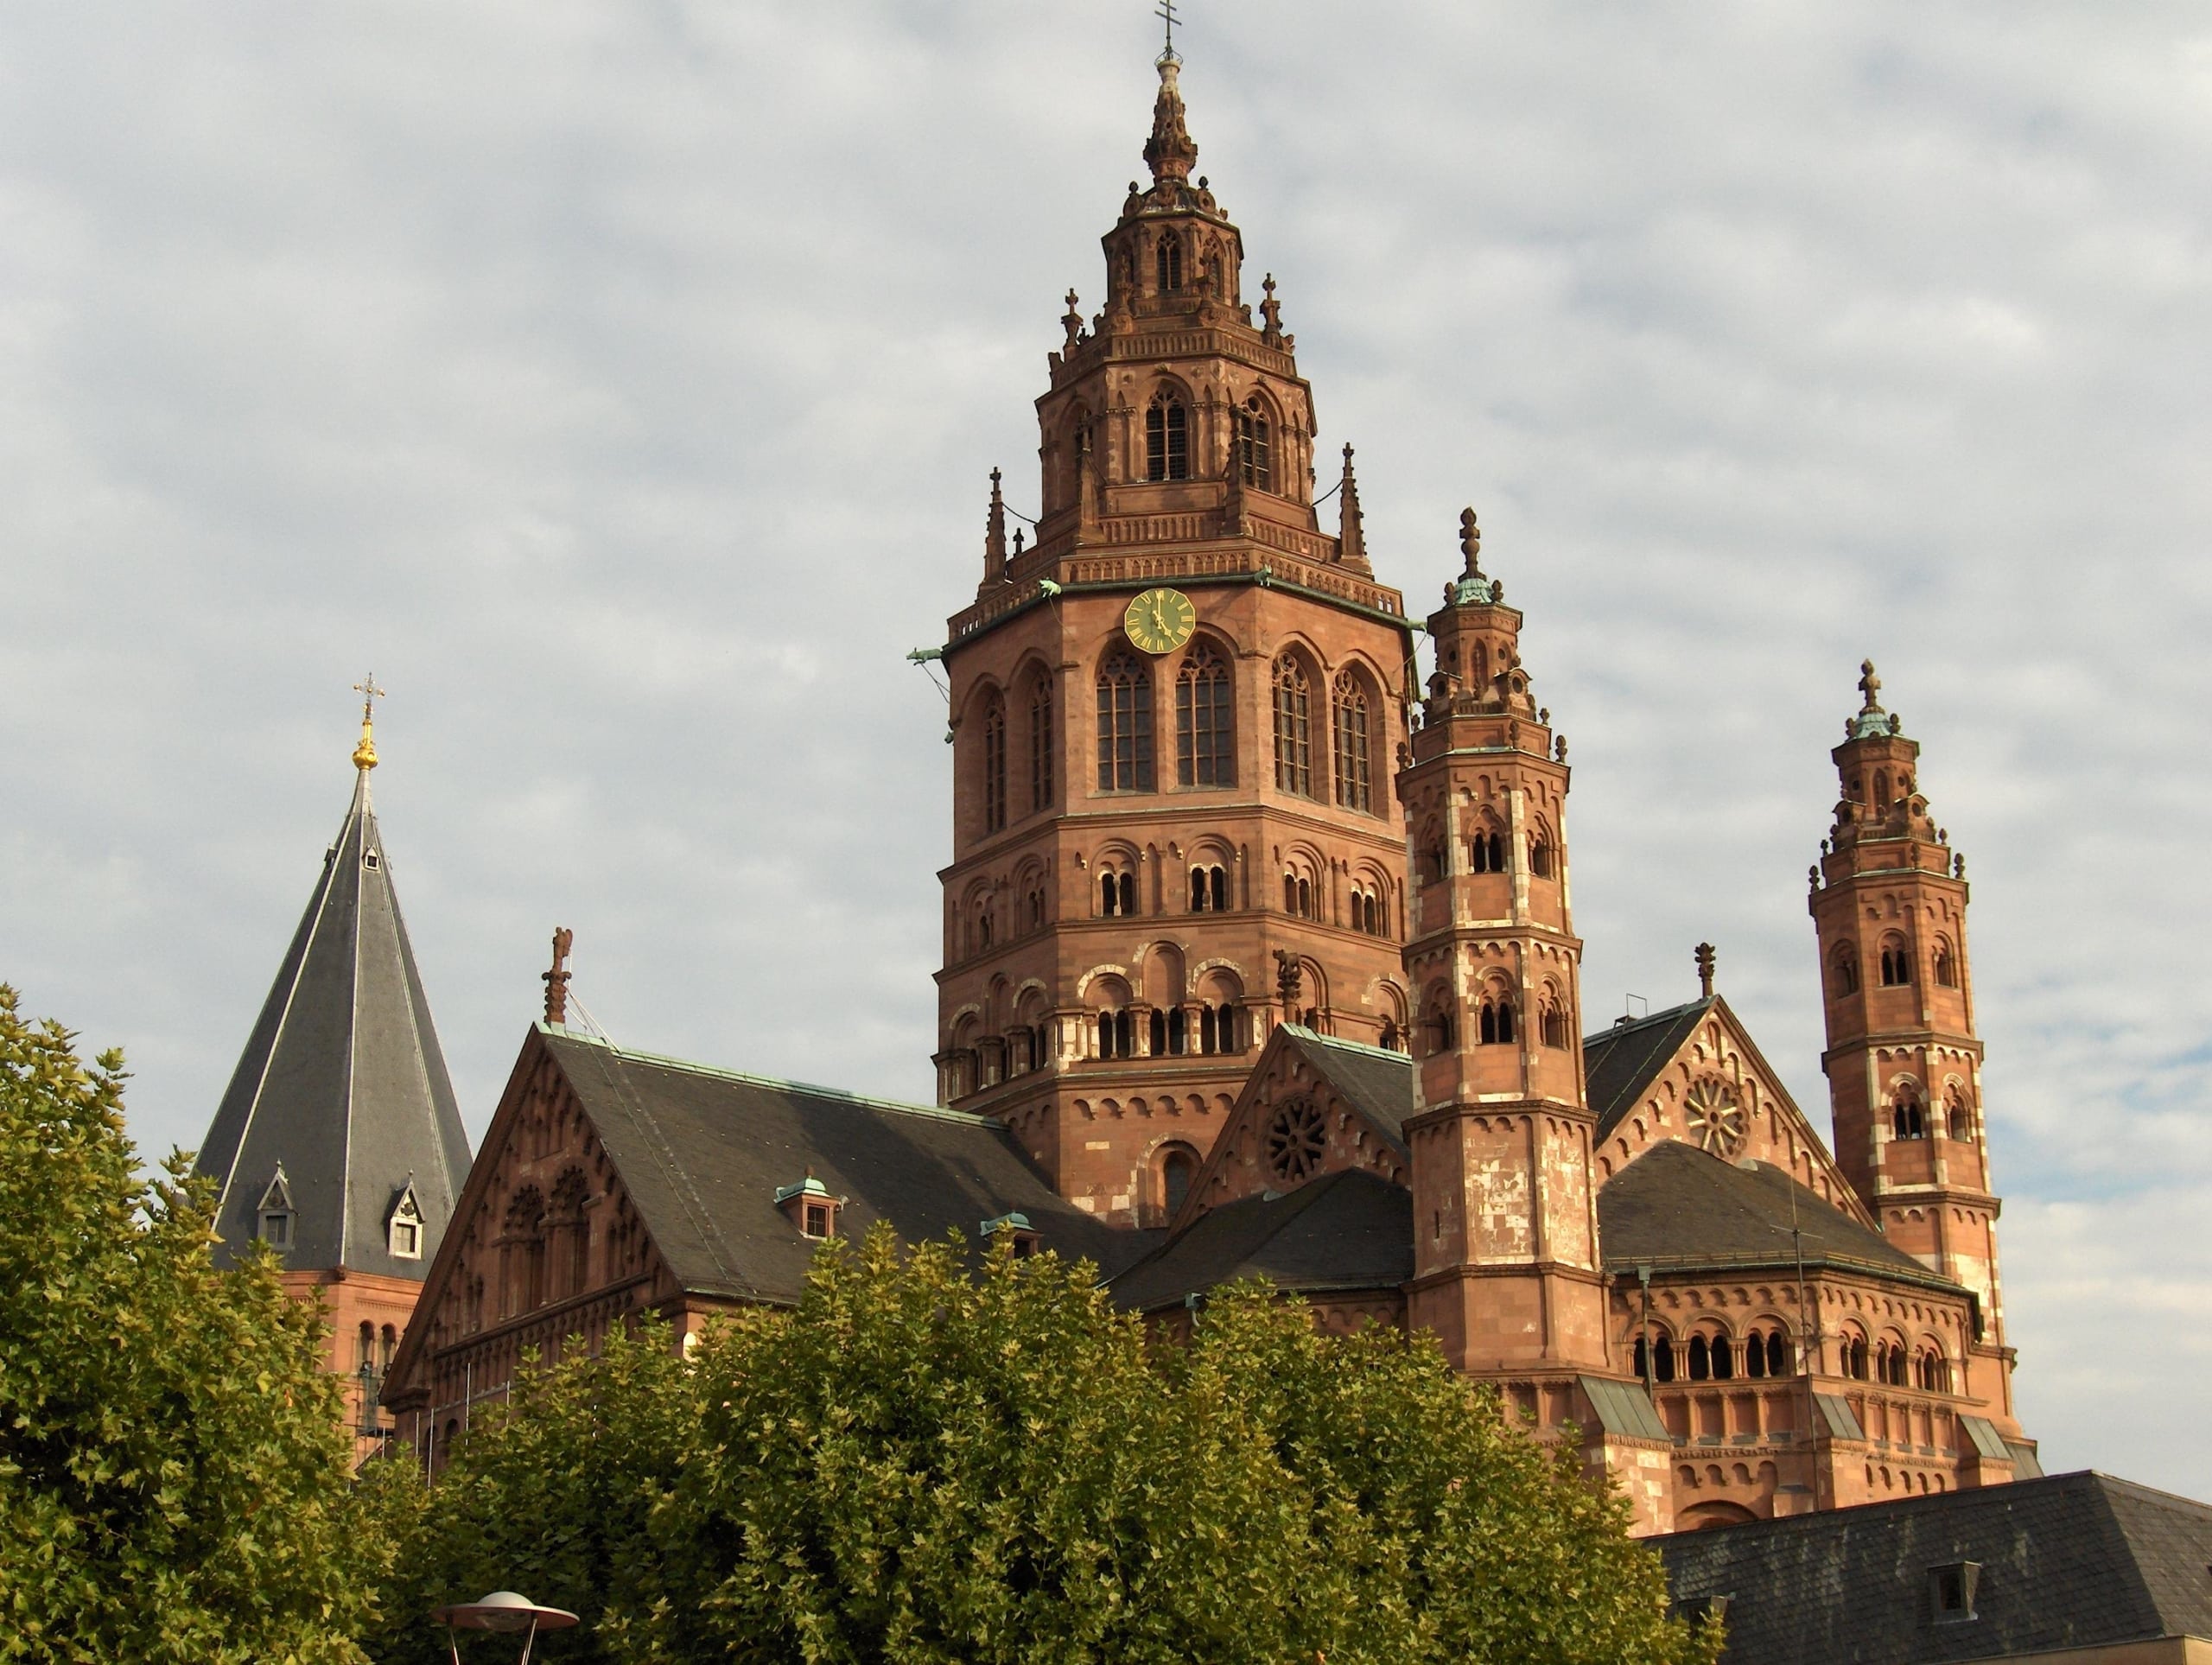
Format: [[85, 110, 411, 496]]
[[982, 1212, 1040, 1256], [1929, 1561, 1980, 1624], [775, 1172, 842, 1240], [387, 1183, 425, 1260], [256, 1167, 296, 1252]]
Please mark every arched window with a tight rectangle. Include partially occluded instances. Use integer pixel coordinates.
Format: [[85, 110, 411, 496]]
[[1688, 1334, 1711, 1381], [982, 692, 1007, 833], [1879, 937, 1912, 987], [1097, 1006, 1135, 1059], [1421, 837, 1448, 885], [1709, 1334, 1734, 1380], [358, 1320, 376, 1371], [1282, 872, 1315, 919], [1332, 670, 1372, 811], [1745, 1328, 1768, 1378], [1845, 1333, 1869, 1380], [1027, 672, 1054, 813], [1766, 1330, 1789, 1376], [1149, 1008, 1167, 1058], [1154, 234, 1183, 294], [1188, 863, 1227, 912], [1176, 643, 1234, 787], [1236, 397, 1273, 492], [1026, 887, 1046, 930], [1424, 991, 1456, 1053], [1892, 1091, 1926, 1140], [1654, 1333, 1676, 1383], [1832, 944, 1861, 997], [1160, 1147, 1197, 1217], [501, 1187, 546, 1318], [1470, 828, 1506, 873], [1096, 649, 1154, 791], [1541, 1001, 1569, 1049], [1933, 939, 1957, 987], [1272, 656, 1313, 796], [1478, 995, 1516, 1045], [1529, 836, 1554, 879], [1100, 869, 1137, 918], [1145, 395, 1189, 481]]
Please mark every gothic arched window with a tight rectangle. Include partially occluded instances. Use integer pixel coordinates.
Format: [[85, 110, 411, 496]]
[[1332, 670, 1371, 812], [1933, 938, 1957, 988], [1236, 397, 1273, 492], [1027, 671, 1054, 813], [1529, 834, 1555, 879], [1541, 1000, 1569, 1049], [1145, 395, 1189, 481], [1478, 995, 1516, 1045], [1831, 943, 1861, 997], [1176, 642, 1234, 787], [1892, 1091, 1926, 1140], [1879, 936, 1912, 987], [1154, 234, 1183, 294], [1096, 649, 1154, 791], [1272, 655, 1313, 797], [1471, 827, 1506, 874], [982, 692, 1007, 833]]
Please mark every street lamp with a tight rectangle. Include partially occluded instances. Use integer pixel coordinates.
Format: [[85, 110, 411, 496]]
[[429, 1591, 580, 1663]]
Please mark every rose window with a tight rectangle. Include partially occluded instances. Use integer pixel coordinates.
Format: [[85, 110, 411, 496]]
[[1684, 1079, 1747, 1158], [1264, 1096, 1328, 1185]]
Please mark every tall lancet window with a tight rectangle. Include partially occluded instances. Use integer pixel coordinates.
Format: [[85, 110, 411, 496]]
[[1332, 670, 1371, 811], [1027, 671, 1054, 813], [1236, 397, 1273, 493], [1175, 642, 1233, 787], [1096, 648, 1154, 791], [1145, 396, 1189, 482], [1155, 234, 1183, 294], [982, 692, 1007, 833], [1272, 654, 1313, 798]]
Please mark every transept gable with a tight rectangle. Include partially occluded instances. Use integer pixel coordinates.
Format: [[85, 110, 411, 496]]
[[1587, 997, 1870, 1227], [1172, 1023, 1412, 1234]]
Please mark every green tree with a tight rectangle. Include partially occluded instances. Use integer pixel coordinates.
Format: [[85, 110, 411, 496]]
[[377, 1226, 1718, 1664], [0, 986, 381, 1663]]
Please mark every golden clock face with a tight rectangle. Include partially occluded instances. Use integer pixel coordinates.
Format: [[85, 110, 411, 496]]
[[1123, 587, 1198, 655]]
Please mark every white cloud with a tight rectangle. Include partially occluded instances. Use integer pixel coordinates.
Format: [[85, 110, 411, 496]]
[[1, 0, 2206, 1496]]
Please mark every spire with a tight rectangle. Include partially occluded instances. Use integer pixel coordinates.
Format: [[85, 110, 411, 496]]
[[1144, 53, 1198, 187], [351, 671, 385, 773], [984, 468, 1007, 581], [1338, 445, 1370, 572], [193, 744, 472, 1278]]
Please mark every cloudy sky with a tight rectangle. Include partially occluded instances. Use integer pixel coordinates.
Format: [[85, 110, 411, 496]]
[[3, 2, 2207, 1494]]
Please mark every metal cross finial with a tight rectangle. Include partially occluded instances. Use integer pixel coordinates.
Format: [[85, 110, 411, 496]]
[[1858, 658, 1882, 713], [1155, 0, 1180, 60], [353, 671, 385, 724]]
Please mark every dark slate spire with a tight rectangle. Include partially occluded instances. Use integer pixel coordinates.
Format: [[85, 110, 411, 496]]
[[194, 706, 471, 1276]]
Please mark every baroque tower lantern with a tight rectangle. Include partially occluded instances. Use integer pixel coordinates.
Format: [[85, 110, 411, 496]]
[[932, 50, 1414, 1226]]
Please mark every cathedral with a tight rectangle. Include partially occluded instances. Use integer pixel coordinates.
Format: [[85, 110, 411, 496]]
[[203, 48, 2037, 1535]]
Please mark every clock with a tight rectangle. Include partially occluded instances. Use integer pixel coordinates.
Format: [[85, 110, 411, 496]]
[[1122, 586, 1198, 655]]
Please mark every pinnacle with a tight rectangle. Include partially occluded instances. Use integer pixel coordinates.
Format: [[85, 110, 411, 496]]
[[1144, 55, 1198, 187]]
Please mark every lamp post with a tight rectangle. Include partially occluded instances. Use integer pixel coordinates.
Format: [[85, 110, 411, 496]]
[[429, 1592, 580, 1663]]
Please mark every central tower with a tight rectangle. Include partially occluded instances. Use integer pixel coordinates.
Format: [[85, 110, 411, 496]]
[[934, 52, 1414, 1227]]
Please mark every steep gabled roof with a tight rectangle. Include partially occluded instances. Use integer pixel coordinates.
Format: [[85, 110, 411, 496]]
[[1276, 1026, 1416, 1146], [1109, 1168, 1413, 1313], [537, 1028, 1147, 1301], [1583, 998, 1714, 1141], [1661, 1471, 2212, 1663], [194, 768, 472, 1275], [1599, 1141, 1943, 1288]]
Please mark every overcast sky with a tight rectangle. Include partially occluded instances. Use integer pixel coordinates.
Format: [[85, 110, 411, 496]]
[[3, 2, 2207, 1497]]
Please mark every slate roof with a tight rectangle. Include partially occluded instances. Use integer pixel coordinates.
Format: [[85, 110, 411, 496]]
[[194, 770, 472, 1275], [1108, 1167, 1414, 1313], [1599, 1140, 1944, 1288], [540, 1029, 1147, 1303], [1661, 1471, 2212, 1662], [1275, 1025, 1415, 1147], [1583, 998, 1714, 1141]]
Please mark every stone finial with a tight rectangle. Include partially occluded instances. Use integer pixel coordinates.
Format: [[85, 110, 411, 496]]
[[1858, 658, 1882, 714], [543, 927, 574, 1025], [985, 467, 1007, 580], [1554, 734, 1568, 761], [1337, 444, 1367, 569], [1694, 943, 1716, 1000], [1260, 273, 1284, 344], [1062, 289, 1083, 351], [1459, 507, 1483, 576]]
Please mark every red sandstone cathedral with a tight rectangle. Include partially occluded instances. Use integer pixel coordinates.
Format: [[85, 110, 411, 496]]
[[204, 48, 2035, 1535]]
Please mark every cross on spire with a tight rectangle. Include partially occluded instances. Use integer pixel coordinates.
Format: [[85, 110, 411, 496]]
[[350, 672, 385, 772], [1155, 0, 1180, 62], [1858, 658, 1883, 714]]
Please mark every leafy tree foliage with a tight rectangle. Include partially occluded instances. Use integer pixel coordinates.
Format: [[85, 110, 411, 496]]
[[0, 986, 381, 1664], [374, 1226, 1717, 1664]]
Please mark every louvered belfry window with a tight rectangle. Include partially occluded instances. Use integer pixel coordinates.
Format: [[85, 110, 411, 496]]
[[1332, 670, 1370, 810], [1145, 397, 1189, 482], [1236, 397, 1273, 492], [1097, 649, 1154, 791], [1272, 654, 1313, 797], [982, 693, 1007, 832], [1176, 643, 1233, 787], [1028, 674, 1054, 813]]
